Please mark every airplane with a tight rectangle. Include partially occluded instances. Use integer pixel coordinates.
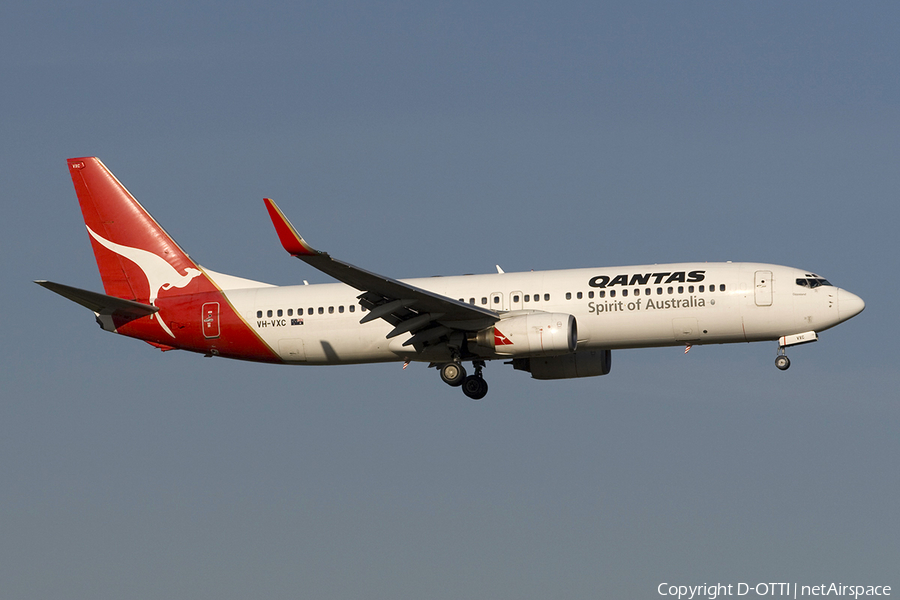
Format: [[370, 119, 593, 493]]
[[37, 157, 865, 399]]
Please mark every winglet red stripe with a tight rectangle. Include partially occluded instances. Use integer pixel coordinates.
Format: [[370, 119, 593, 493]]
[[263, 198, 317, 256]]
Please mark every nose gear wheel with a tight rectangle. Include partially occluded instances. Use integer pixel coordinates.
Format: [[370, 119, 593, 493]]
[[775, 345, 791, 371]]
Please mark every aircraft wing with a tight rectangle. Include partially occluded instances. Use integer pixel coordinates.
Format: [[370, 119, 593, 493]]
[[264, 199, 499, 347]]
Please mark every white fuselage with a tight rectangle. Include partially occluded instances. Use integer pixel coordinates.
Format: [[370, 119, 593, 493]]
[[216, 262, 857, 365]]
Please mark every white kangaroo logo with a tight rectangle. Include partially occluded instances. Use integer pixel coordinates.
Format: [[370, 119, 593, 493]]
[[87, 226, 202, 338]]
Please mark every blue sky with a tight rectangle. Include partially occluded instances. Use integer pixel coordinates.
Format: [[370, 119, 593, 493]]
[[2, 2, 898, 598]]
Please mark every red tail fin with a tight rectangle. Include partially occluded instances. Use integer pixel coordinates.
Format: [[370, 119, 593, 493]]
[[67, 157, 205, 305], [63, 157, 279, 361]]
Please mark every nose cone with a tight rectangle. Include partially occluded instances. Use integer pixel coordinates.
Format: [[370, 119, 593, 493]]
[[838, 289, 865, 322]]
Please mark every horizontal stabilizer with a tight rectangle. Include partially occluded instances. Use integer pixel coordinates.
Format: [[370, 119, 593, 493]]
[[35, 280, 159, 320]]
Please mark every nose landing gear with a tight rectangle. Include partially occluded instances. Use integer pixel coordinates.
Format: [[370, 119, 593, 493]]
[[775, 347, 791, 371], [774, 331, 818, 371]]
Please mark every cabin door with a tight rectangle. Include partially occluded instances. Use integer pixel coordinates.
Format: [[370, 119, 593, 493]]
[[754, 270, 773, 306], [202, 302, 220, 338]]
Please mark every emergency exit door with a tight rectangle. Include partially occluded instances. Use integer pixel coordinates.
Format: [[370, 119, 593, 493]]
[[490, 292, 503, 311]]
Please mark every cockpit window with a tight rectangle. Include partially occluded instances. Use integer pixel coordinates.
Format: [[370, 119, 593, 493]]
[[796, 277, 832, 288]]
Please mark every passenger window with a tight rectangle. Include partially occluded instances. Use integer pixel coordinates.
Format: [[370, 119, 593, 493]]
[[577, 292, 583, 299], [277, 309, 283, 317], [308, 307, 314, 314], [599, 291, 606, 298], [298, 308, 304, 315], [719, 284, 726, 291], [657, 287, 662, 295], [588, 291, 594, 299], [481, 297, 487, 305], [328, 306, 334, 314], [288, 309, 293, 316], [513, 295, 520, 302], [544, 294, 549, 301], [469, 298, 475, 305], [678, 286, 683, 294], [610, 290, 616, 298], [267, 310, 273, 317], [688, 286, 694, 293], [349, 305, 355, 313], [318, 307, 324, 314], [667, 287, 673, 294], [339, 306, 344, 313], [257, 310, 262, 318], [566, 292, 572, 300], [621, 289, 627, 297], [524, 295, 530, 302], [493, 296, 500, 304], [634, 289, 640, 296], [699, 285, 705, 292]]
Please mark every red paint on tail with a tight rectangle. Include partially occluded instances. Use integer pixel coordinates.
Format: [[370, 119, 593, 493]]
[[68, 157, 198, 303], [66, 157, 280, 363]]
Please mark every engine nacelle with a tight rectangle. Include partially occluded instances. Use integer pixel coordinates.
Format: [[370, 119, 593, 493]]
[[474, 312, 577, 357], [512, 349, 612, 380]]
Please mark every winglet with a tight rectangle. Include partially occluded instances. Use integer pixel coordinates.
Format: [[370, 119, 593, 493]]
[[263, 198, 318, 257]]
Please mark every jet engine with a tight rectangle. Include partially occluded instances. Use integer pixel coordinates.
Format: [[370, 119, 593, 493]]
[[474, 312, 577, 357]]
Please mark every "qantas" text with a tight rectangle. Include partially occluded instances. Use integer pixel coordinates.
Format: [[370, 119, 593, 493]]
[[589, 270, 705, 288]]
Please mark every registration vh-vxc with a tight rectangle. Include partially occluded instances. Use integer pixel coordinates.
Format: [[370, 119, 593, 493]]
[[37, 157, 865, 399]]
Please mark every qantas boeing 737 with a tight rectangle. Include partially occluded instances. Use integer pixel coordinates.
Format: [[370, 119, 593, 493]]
[[37, 157, 865, 399]]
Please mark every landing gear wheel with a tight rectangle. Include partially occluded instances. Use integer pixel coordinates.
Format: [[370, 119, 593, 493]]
[[440, 362, 466, 387], [775, 355, 791, 371], [462, 375, 488, 400]]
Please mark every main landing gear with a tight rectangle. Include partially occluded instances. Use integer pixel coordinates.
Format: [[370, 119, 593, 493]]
[[439, 360, 489, 399]]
